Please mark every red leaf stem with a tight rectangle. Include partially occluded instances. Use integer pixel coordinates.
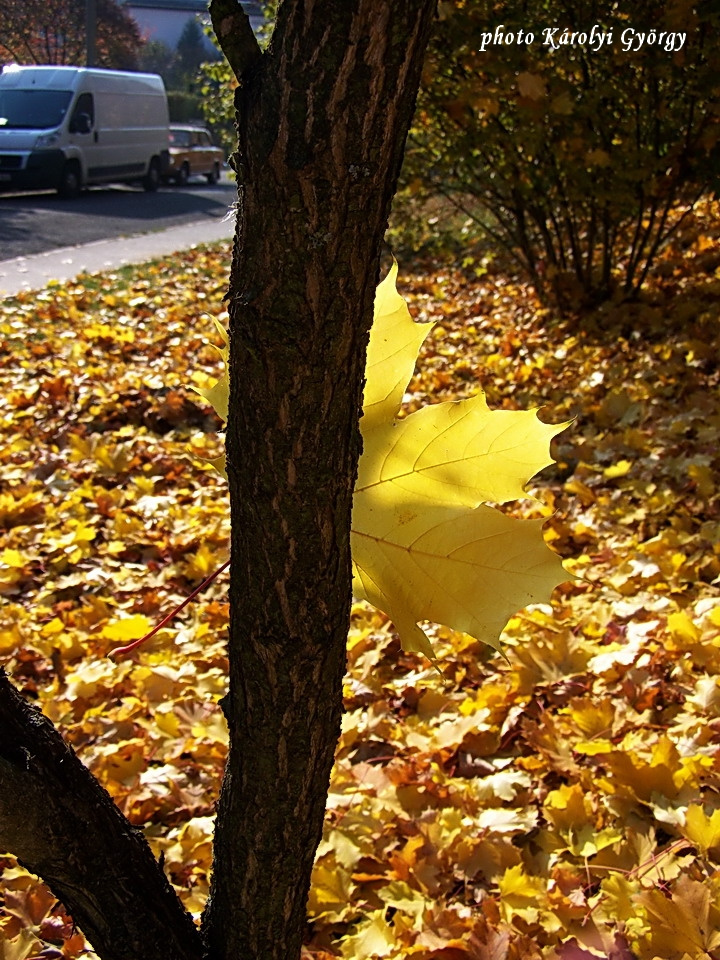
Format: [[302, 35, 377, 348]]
[[108, 559, 230, 659]]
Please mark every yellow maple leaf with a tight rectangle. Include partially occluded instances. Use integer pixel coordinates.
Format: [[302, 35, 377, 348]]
[[195, 264, 569, 659], [351, 264, 569, 658], [339, 908, 396, 959], [497, 863, 546, 924], [598, 874, 640, 924], [682, 804, 720, 854], [102, 614, 153, 642], [638, 876, 720, 958], [307, 856, 356, 923], [0, 548, 24, 568], [543, 781, 622, 856], [192, 317, 229, 423], [668, 610, 700, 645]]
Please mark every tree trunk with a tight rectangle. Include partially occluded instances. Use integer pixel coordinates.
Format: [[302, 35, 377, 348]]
[[0, 3, 435, 959], [202, 2, 436, 959]]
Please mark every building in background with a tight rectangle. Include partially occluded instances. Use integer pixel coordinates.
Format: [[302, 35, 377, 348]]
[[121, 0, 264, 53]]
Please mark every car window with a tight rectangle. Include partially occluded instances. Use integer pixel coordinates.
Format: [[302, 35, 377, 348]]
[[170, 129, 191, 147], [71, 92, 94, 126], [0, 89, 73, 129]]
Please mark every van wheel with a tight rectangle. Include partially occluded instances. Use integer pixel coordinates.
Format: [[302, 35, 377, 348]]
[[58, 161, 81, 198], [175, 162, 189, 186], [143, 158, 160, 192], [206, 163, 220, 185]]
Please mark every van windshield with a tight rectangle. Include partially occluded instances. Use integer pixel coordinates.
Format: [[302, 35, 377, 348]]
[[0, 89, 73, 129]]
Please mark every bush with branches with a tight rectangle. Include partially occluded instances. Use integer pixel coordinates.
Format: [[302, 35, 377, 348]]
[[396, 0, 720, 310]]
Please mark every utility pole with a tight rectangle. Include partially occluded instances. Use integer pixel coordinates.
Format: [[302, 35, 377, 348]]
[[86, 0, 97, 66]]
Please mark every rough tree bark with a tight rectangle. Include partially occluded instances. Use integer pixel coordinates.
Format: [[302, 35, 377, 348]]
[[202, 2, 436, 958], [0, 2, 436, 959]]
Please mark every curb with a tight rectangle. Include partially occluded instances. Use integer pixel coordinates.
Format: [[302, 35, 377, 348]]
[[0, 216, 234, 298]]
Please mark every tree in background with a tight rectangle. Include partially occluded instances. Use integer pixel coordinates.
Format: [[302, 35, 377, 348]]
[[139, 19, 221, 124], [0, 0, 143, 70], [175, 18, 210, 87], [140, 19, 219, 91], [137, 37, 177, 78], [0, 2, 437, 959], [398, 0, 720, 310]]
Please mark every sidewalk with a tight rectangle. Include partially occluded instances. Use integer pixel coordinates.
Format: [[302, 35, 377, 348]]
[[0, 216, 234, 298]]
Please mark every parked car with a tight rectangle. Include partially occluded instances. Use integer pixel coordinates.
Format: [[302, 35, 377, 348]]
[[166, 125, 223, 185]]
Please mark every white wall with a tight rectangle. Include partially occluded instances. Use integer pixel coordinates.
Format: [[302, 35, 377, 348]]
[[124, 2, 264, 53], [125, 7, 215, 53]]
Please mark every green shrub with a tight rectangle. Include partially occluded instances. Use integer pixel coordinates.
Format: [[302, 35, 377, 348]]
[[166, 90, 203, 124], [195, 57, 238, 159], [400, 0, 720, 310]]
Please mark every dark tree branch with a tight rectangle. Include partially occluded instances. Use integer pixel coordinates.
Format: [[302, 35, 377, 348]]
[[0, 669, 203, 960], [209, 0, 262, 81]]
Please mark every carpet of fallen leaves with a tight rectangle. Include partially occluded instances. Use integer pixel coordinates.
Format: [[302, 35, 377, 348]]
[[1, 198, 720, 960]]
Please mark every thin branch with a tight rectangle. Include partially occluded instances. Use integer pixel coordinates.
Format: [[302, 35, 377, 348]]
[[209, 0, 263, 82], [108, 559, 230, 659]]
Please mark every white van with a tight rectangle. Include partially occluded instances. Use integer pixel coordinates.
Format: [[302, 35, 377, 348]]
[[0, 65, 170, 196]]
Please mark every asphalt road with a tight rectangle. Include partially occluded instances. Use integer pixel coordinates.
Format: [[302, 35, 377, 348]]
[[0, 175, 238, 262]]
